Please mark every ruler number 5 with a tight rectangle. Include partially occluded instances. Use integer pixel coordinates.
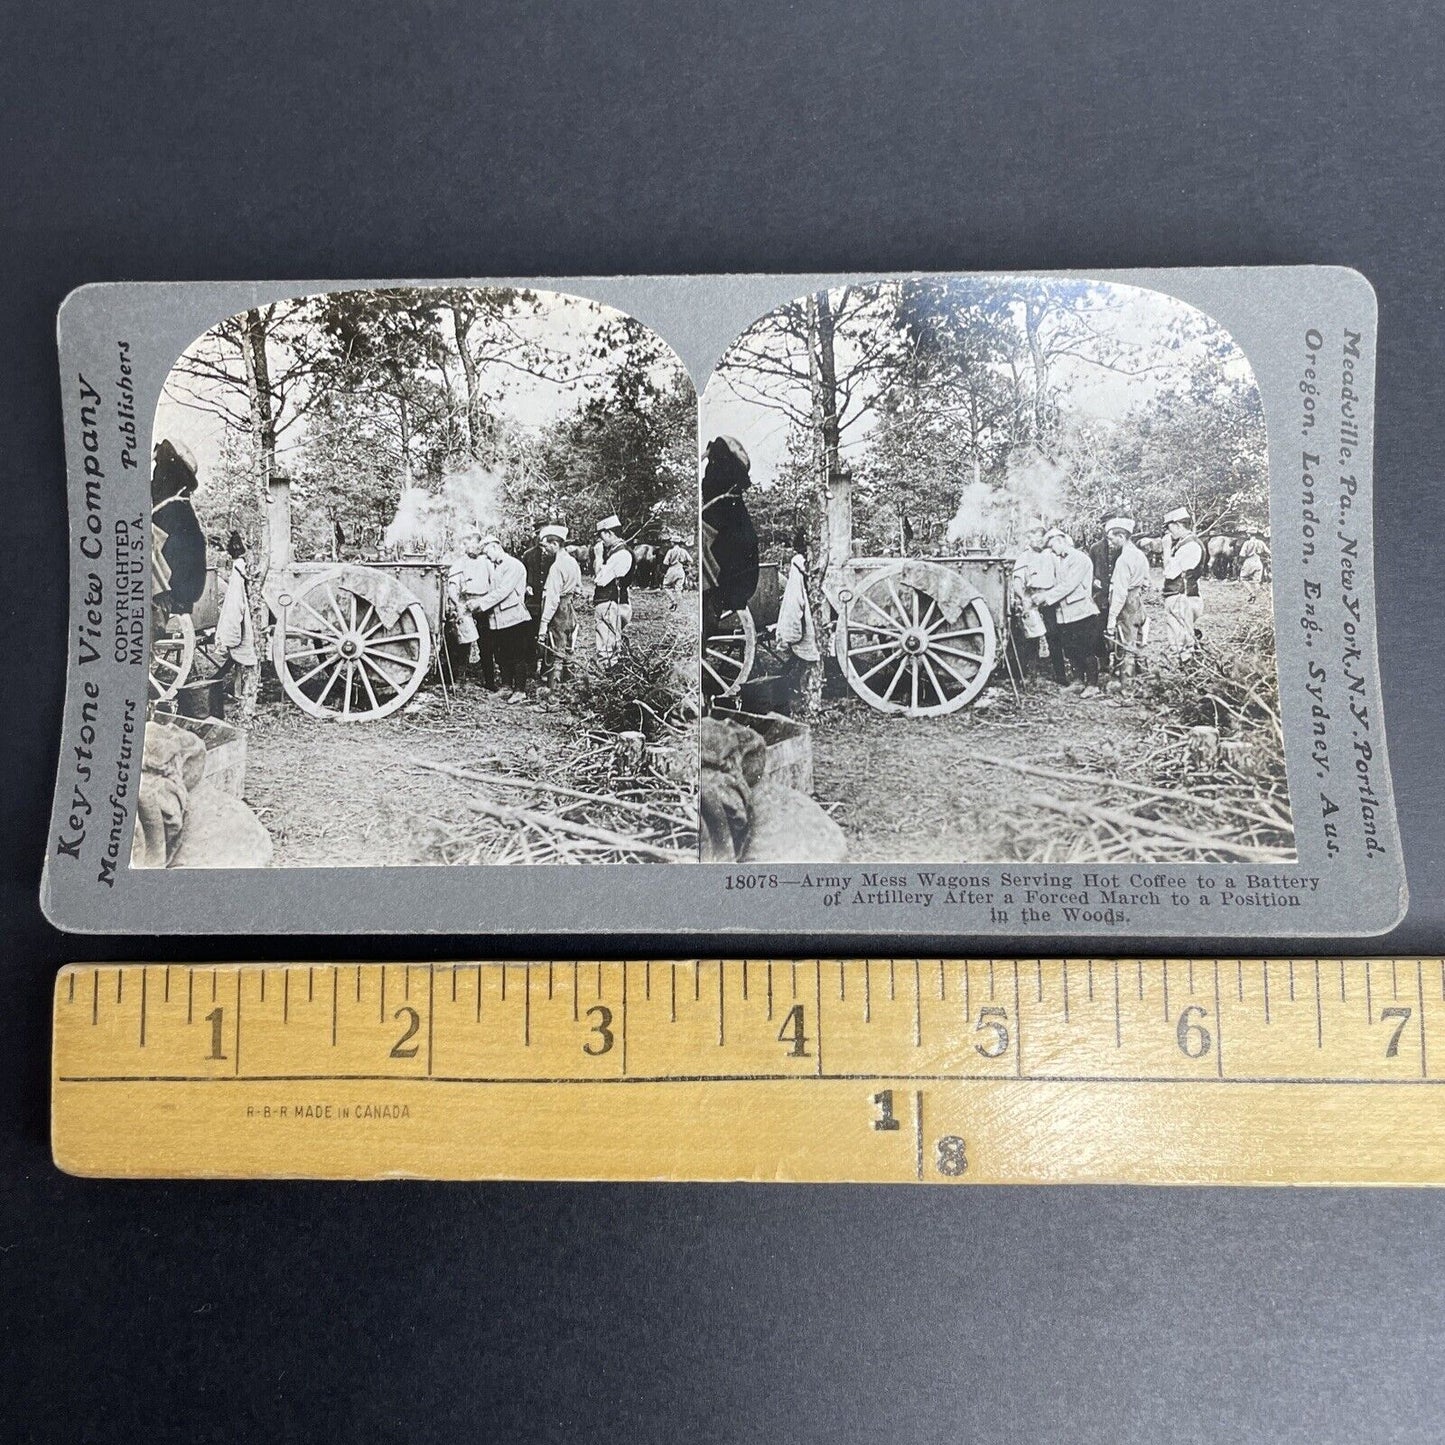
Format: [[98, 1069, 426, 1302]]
[[974, 1006, 1010, 1058]]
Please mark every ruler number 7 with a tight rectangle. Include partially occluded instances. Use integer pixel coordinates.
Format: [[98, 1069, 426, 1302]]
[[1379, 1006, 1412, 1058]]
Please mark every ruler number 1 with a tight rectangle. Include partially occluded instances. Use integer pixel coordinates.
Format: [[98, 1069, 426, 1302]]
[[205, 1007, 226, 1061]]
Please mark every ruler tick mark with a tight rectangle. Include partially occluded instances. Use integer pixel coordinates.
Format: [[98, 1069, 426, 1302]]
[[214, 970, 219, 1004], [768, 963, 775, 1021], [1391, 960, 1399, 999], [572, 963, 579, 1022], [357, 967, 362, 1004], [694, 961, 700, 1001], [1418, 961, 1428, 1080], [1315, 961, 1323, 1048], [938, 960, 945, 1002], [791, 963, 797, 1000], [889, 960, 896, 1001], [718, 961, 725, 1046], [963, 962, 971, 1027], [1288, 960, 1295, 1002], [1113, 961, 1122, 1048], [1013, 961, 1022, 1078], [865, 961, 872, 1023], [380, 967, 386, 1022], [1340, 959, 1347, 1002], [524, 966, 531, 1047], [1138, 960, 1144, 1001], [68, 971, 75, 1005], [1087, 959, 1094, 1002], [742, 960, 748, 1001], [163, 968, 169, 1004], [284, 970, 290, 1024], [1212, 961, 1224, 1079], [1036, 959, 1043, 1003], [187, 970, 193, 1025], [988, 960, 995, 1000], [91, 969, 99, 1025], [1237, 961, 1244, 1002], [139, 969, 147, 1048], [331, 967, 338, 1048], [260, 971, 265, 1004], [645, 961, 651, 1001], [596, 962, 603, 999], [478, 965, 484, 1024], [1062, 960, 1070, 1023], [1263, 962, 1271, 1024], [306, 968, 312, 1004], [501, 965, 507, 1002], [913, 1090, 924, 1180], [116, 970, 123, 1005], [1188, 960, 1195, 996], [404, 966, 411, 1002], [621, 962, 628, 1075], [235, 971, 242, 1076], [428, 967, 435, 1075], [1365, 961, 1373, 1024], [548, 962, 554, 1000], [670, 963, 676, 1022], [913, 960, 922, 1047], [814, 959, 826, 1075], [452, 968, 457, 1004]]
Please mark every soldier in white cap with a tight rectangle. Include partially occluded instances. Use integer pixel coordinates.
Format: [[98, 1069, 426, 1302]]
[[1161, 506, 1207, 658], [537, 524, 582, 689], [447, 526, 496, 688], [592, 514, 633, 664], [474, 535, 532, 701], [1030, 528, 1103, 695], [1101, 517, 1150, 680]]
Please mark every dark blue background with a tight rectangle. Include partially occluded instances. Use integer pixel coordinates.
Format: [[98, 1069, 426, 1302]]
[[4, 2, 1442, 1440]]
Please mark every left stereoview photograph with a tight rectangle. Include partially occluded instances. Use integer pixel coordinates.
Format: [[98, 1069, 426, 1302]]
[[142, 287, 698, 867]]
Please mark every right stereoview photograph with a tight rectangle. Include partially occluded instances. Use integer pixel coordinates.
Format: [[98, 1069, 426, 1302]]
[[699, 276, 1294, 866]]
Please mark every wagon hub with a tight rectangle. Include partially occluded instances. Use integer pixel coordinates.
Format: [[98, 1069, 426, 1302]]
[[900, 629, 927, 654], [338, 636, 360, 658]]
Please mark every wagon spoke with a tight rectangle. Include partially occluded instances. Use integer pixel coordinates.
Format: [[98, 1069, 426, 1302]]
[[920, 653, 948, 704], [357, 653, 396, 700], [910, 656, 919, 712], [846, 622, 901, 637], [342, 661, 354, 717], [292, 596, 341, 637], [847, 639, 898, 657], [931, 643, 985, 666], [857, 649, 901, 685], [927, 626, 987, 642], [358, 604, 385, 640], [348, 592, 358, 630], [315, 659, 346, 706], [354, 658, 380, 712], [282, 644, 332, 663], [885, 654, 908, 701], [855, 591, 902, 631], [290, 655, 334, 688], [930, 652, 973, 690], [884, 580, 909, 627], [322, 586, 348, 632], [917, 598, 939, 633]]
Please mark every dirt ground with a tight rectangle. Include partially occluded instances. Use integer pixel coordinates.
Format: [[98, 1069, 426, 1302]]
[[809, 576, 1284, 863], [236, 588, 698, 867]]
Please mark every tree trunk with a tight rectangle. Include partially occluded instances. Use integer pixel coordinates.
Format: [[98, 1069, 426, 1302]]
[[796, 291, 842, 722], [449, 302, 487, 460], [241, 307, 279, 657]]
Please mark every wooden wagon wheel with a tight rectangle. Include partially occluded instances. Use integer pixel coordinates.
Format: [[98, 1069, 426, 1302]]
[[702, 607, 756, 698], [149, 612, 195, 704], [835, 562, 996, 716], [272, 571, 432, 721]]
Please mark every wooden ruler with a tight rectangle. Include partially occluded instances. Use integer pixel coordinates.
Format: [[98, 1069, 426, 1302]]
[[52, 960, 1445, 1184]]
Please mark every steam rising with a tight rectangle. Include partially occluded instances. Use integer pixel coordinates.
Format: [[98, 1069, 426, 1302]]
[[945, 451, 1067, 548], [384, 464, 509, 555]]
